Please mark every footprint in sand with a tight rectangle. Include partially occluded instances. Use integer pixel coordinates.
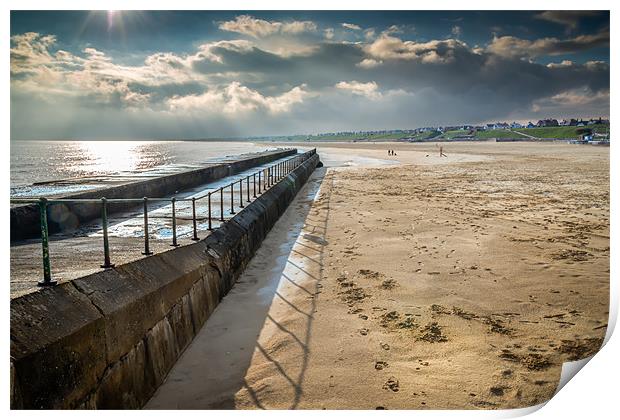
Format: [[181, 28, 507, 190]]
[[383, 377, 400, 392], [375, 361, 389, 370], [489, 386, 507, 397]]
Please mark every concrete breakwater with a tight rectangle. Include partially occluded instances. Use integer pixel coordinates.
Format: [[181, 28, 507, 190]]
[[11, 148, 296, 241], [10, 152, 320, 409]]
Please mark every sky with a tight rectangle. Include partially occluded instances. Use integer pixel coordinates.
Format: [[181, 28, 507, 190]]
[[10, 10, 610, 140]]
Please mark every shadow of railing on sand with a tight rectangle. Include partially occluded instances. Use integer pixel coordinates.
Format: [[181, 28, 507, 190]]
[[145, 168, 332, 409], [237, 168, 333, 409]]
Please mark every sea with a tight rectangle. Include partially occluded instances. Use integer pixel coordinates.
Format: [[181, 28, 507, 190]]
[[10, 140, 282, 198]]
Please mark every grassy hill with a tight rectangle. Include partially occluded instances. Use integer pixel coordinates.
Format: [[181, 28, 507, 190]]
[[412, 130, 441, 140], [256, 123, 610, 142], [474, 129, 528, 139], [516, 124, 609, 139], [441, 130, 471, 139]]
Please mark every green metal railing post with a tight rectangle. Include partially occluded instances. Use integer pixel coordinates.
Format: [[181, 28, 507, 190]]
[[220, 187, 224, 221], [253, 173, 257, 197], [142, 197, 153, 255], [258, 171, 262, 194], [230, 183, 236, 214], [101, 197, 114, 268], [37, 197, 56, 286], [191, 197, 199, 241], [171, 197, 179, 247], [247, 176, 250, 202], [239, 179, 244, 208], [208, 192, 213, 230]]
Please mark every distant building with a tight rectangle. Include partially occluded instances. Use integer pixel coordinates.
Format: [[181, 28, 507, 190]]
[[537, 118, 559, 127], [526, 122, 536, 129], [588, 117, 607, 125]]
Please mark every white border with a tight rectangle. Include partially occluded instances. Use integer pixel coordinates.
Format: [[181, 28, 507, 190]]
[[2, 1, 617, 419]]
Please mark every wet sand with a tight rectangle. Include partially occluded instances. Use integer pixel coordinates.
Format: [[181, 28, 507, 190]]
[[148, 141, 609, 409]]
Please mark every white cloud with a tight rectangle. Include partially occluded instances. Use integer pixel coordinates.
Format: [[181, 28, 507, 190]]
[[282, 20, 318, 34], [324, 28, 335, 40], [10, 32, 56, 73], [341, 23, 362, 31], [364, 28, 376, 40], [218, 15, 317, 38], [583, 60, 609, 71], [335, 80, 381, 99], [546, 60, 574, 68], [487, 30, 609, 59], [451, 25, 462, 37], [356, 58, 383, 68], [531, 87, 609, 116], [168, 82, 311, 114], [364, 34, 465, 63], [192, 39, 255, 63], [383, 25, 404, 35]]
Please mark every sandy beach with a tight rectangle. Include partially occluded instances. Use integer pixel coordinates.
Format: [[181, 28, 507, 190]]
[[148, 141, 609, 409]]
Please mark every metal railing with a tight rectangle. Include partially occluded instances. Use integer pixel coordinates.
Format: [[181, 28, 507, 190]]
[[10, 149, 317, 287]]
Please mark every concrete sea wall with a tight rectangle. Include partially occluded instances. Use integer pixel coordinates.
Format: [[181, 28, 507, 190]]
[[10, 152, 320, 409], [11, 148, 296, 241]]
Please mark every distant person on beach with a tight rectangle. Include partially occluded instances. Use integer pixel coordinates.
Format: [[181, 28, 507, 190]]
[[439, 146, 447, 157]]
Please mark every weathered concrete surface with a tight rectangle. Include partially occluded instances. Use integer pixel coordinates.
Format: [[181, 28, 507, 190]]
[[11, 148, 296, 241], [10, 152, 319, 409]]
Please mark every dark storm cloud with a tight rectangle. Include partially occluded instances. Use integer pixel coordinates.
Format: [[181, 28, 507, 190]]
[[534, 11, 605, 31]]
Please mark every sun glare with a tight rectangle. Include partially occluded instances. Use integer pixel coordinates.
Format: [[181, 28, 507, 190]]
[[107, 10, 119, 30], [79, 141, 144, 175]]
